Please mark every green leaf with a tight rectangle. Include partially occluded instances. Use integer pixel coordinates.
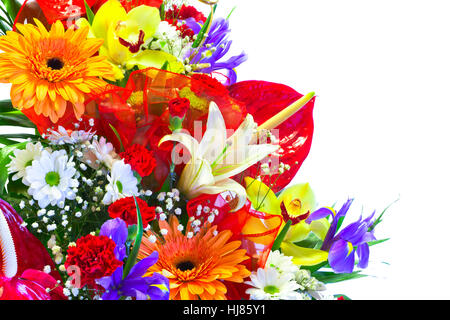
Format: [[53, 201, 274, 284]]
[[108, 123, 125, 153], [84, 0, 95, 25], [271, 220, 292, 251], [0, 141, 28, 194], [368, 198, 398, 232], [226, 6, 237, 20], [0, 111, 36, 128], [192, 9, 213, 48], [160, 60, 169, 71], [294, 232, 323, 249], [0, 100, 14, 112], [122, 196, 144, 279], [313, 271, 367, 284], [127, 224, 138, 242], [0, 133, 40, 140], [1, 0, 21, 22], [367, 238, 390, 247], [160, 2, 165, 20], [0, 137, 20, 146], [301, 261, 329, 273]]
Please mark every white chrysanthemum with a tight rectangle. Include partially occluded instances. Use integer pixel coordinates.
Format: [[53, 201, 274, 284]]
[[102, 160, 138, 205], [245, 267, 304, 300], [23, 149, 79, 209], [82, 137, 118, 169], [294, 269, 327, 299], [7, 142, 43, 181], [46, 126, 94, 145], [151, 21, 192, 60], [266, 251, 299, 277]]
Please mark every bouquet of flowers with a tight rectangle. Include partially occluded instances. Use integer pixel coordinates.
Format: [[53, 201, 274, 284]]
[[0, 0, 388, 300]]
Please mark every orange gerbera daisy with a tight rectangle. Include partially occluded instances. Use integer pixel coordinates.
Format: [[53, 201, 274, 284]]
[[138, 216, 251, 300], [0, 19, 116, 123]]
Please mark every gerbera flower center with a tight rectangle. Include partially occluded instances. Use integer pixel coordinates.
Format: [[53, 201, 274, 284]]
[[45, 171, 60, 186], [46, 57, 64, 70], [264, 285, 280, 295], [176, 260, 195, 271]]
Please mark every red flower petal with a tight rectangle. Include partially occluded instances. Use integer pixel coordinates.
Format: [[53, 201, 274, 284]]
[[228, 81, 315, 193], [0, 199, 60, 281]]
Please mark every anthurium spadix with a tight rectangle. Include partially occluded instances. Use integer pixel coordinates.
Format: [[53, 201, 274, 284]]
[[159, 102, 279, 211], [245, 178, 329, 266], [77, 0, 183, 79]]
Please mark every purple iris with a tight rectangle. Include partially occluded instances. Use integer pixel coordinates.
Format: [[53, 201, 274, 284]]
[[96, 218, 169, 300], [307, 199, 377, 274], [188, 18, 248, 84]]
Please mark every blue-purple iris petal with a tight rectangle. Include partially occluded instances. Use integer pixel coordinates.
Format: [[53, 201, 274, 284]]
[[360, 231, 376, 244], [96, 275, 113, 291], [148, 284, 170, 300], [100, 218, 128, 248], [101, 288, 120, 300], [190, 17, 247, 84], [356, 243, 370, 268], [184, 17, 201, 34], [321, 199, 354, 250], [328, 239, 355, 274], [306, 207, 334, 223], [338, 218, 367, 243], [127, 252, 159, 279]]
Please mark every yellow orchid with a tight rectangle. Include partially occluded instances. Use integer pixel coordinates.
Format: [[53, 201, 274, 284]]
[[159, 102, 279, 211], [245, 177, 330, 266], [77, 0, 183, 79]]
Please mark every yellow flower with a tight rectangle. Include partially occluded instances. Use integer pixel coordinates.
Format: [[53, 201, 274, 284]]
[[77, 0, 183, 79], [245, 177, 329, 266], [0, 19, 115, 123]]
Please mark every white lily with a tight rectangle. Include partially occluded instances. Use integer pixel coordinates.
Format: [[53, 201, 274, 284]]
[[159, 102, 279, 211]]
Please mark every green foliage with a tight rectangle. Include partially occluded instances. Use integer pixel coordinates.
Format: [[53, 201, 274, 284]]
[[108, 123, 125, 152], [313, 270, 367, 284], [84, 0, 95, 25], [0, 110, 36, 128], [294, 232, 323, 250], [122, 197, 144, 278], [0, 141, 28, 194], [192, 5, 217, 48], [271, 220, 292, 251]]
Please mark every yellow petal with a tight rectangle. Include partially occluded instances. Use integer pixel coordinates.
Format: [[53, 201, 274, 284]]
[[280, 242, 328, 266], [278, 183, 316, 219], [123, 5, 160, 41], [310, 218, 331, 241], [285, 220, 312, 243], [92, 0, 126, 43], [245, 177, 281, 215], [126, 50, 185, 73]]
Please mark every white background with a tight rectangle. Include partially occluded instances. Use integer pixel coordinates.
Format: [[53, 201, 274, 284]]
[[2, 0, 450, 299]]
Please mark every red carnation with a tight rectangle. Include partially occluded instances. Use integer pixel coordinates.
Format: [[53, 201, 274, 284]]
[[165, 19, 195, 40], [65, 235, 122, 288], [166, 4, 206, 23], [108, 197, 156, 227], [191, 73, 229, 99], [169, 97, 190, 118], [120, 144, 157, 177]]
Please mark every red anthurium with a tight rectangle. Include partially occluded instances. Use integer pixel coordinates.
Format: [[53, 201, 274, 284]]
[[0, 199, 64, 300], [228, 81, 315, 193]]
